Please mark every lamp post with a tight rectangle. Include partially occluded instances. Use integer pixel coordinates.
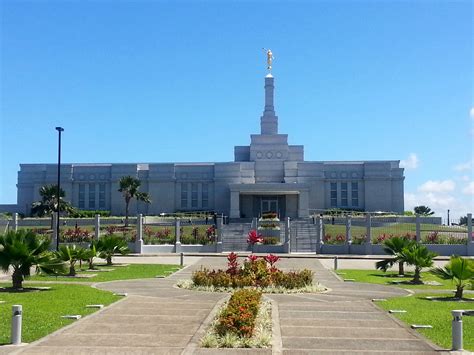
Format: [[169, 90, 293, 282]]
[[55, 127, 64, 251], [447, 209, 450, 226]]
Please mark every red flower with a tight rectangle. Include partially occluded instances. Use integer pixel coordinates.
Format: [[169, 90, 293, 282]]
[[247, 254, 258, 262], [264, 254, 280, 267]]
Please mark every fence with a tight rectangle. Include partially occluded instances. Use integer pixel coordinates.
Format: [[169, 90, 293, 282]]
[[313, 213, 473, 256]]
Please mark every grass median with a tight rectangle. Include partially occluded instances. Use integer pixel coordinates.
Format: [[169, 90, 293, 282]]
[[28, 263, 181, 283], [0, 283, 121, 344], [375, 293, 473, 351]]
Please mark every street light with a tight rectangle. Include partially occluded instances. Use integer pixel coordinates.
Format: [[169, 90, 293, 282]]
[[55, 127, 64, 251], [447, 209, 450, 226]]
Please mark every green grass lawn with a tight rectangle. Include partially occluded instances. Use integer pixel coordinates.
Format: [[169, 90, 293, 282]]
[[27, 263, 181, 283], [337, 269, 456, 290], [0, 283, 121, 344], [375, 293, 474, 351]]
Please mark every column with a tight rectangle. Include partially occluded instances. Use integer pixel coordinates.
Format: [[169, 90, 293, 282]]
[[229, 191, 240, 219], [94, 214, 101, 240], [260, 75, 278, 135], [345, 214, 352, 254], [12, 213, 18, 232], [415, 215, 421, 243], [135, 214, 143, 254], [216, 217, 223, 253], [284, 217, 290, 253], [365, 213, 372, 254], [297, 191, 309, 218], [175, 218, 182, 253], [316, 215, 322, 254]]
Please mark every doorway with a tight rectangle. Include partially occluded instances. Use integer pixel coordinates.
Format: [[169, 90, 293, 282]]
[[261, 198, 278, 214]]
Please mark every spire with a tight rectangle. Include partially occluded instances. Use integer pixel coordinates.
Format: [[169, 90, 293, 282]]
[[260, 74, 278, 135]]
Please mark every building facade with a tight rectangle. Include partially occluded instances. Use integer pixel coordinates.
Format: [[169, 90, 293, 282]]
[[16, 73, 404, 218]]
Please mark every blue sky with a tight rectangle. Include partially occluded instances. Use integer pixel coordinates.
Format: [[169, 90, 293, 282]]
[[1, 0, 472, 220]]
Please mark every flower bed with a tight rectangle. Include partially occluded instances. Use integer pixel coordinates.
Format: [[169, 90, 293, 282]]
[[187, 253, 316, 292], [201, 291, 272, 348]]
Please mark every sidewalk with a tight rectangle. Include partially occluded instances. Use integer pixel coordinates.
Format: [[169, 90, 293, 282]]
[[6, 256, 443, 354]]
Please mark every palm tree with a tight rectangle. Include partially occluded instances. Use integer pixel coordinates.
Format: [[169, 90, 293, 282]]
[[97, 235, 129, 265], [430, 256, 474, 299], [376, 237, 415, 275], [0, 230, 65, 289], [83, 241, 98, 270], [56, 245, 82, 276], [31, 185, 75, 227], [399, 243, 438, 284], [414, 205, 435, 216], [118, 176, 151, 227]]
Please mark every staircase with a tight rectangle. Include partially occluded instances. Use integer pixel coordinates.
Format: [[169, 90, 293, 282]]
[[290, 219, 318, 253], [221, 223, 251, 252]]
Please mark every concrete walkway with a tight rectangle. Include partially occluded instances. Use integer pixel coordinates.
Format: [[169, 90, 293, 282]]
[[8, 256, 444, 354]]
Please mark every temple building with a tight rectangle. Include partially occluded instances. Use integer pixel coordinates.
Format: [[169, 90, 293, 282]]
[[16, 71, 404, 218]]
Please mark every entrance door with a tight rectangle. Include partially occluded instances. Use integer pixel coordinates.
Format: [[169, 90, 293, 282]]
[[261, 198, 278, 214]]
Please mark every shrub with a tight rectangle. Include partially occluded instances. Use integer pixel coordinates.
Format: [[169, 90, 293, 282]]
[[351, 235, 366, 245], [60, 227, 92, 243], [323, 234, 346, 245], [216, 289, 262, 338], [247, 230, 263, 245], [261, 212, 278, 220], [262, 237, 279, 245], [70, 210, 111, 218], [191, 253, 313, 290]]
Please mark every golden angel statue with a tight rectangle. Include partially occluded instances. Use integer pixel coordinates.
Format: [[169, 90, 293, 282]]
[[263, 48, 274, 72]]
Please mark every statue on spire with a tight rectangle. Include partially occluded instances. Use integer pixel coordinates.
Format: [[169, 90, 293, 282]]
[[263, 48, 274, 72]]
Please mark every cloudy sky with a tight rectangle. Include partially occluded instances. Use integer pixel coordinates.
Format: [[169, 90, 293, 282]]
[[1, 1, 472, 220]]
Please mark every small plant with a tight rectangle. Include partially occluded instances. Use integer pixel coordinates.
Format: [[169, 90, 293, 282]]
[[323, 234, 345, 245], [55, 245, 83, 276], [430, 256, 474, 299], [61, 227, 92, 243], [226, 252, 239, 275], [96, 235, 130, 265], [247, 230, 263, 245]]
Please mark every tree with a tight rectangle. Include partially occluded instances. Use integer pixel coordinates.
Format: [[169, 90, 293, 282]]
[[31, 185, 75, 227], [399, 243, 438, 284], [376, 237, 415, 276], [97, 235, 129, 265], [118, 176, 151, 227], [56, 245, 82, 276], [413, 205, 435, 216], [430, 256, 474, 299], [0, 230, 65, 289]]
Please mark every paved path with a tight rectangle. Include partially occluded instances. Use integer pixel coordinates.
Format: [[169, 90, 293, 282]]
[[8, 257, 443, 354]]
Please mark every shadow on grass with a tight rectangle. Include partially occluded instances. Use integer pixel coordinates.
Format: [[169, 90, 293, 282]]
[[0, 287, 52, 293], [368, 273, 414, 278]]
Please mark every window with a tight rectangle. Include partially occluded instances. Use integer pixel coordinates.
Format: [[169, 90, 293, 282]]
[[181, 183, 188, 208], [330, 182, 337, 207], [202, 183, 209, 208], [99, 183, 106, 209], [341, 182, 348, 207], [191, 183, 198, 208], [89, 184, 96, 209], [351, 182, 359, 207], [78, 184, 85, 209]]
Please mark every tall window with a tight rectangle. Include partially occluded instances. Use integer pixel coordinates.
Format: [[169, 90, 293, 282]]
[[99, 183, 106, 209], [89, 184, 96, 209], [191, 183, 198, 208], [330, 182, 337, 207], [202, 183, 209, 208], [181, 183, 188, 208], [341, 182, 348, 207], [351, 182, 359, 207], [78, 184, 85, 209]]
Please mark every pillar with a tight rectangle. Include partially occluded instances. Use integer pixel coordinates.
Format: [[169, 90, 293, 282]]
[[467, 213, 472, 243], [229, 191, 240, 219], [135, 214, 143, 254], [346, 215, 352, 244], [51, 212, 58, 250], [316, 215, 322, 253], [297, 191, 309, 218], [12, 213, 18, 232], [94, 214, 101, 240], [284, 217, 290, 253], [260, 74, 278, 135], [175, 218, 182, 253], [216, 217, 223, 253], [365, 213, 372, 254], [415, 214, 421, 243]]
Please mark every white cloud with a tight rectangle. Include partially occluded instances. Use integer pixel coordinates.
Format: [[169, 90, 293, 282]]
[[462, 181, 474, 195], [454, 160, 473, 172], [400, 153, 419, 169], [470, 107, 474, 119], [418, 180, 455, 193]]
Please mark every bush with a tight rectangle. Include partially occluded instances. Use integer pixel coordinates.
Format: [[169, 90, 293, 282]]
[[70, 210, 111, 218], [60, 227, 92, 243], [323, 234, 345, 245], [262, 237, 279, 245], [216, 289, 262, 338], [191, 253, 313, 290]]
